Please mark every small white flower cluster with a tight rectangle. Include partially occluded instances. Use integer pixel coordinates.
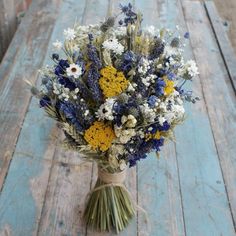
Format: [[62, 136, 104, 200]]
[[114, 125, 136, 144], [109, 144, 126, 159], [76, 24, 100, 36], [113, 115, 137, 144], [52, 82, 79, 101], [157, 92, 185, 124], [138, 58, 151, 75], [111, 26, 127, 36], [138, 59, 156, 87], [63, 28, 76, 40], [102, 38, 124, 55], [178, 60, 199, 79], [141, 74, 156, 87], [140, 103, 157, 123], [164, 45, 180, 58], [127, 82, 137, 92], [185, 60, 199, 77], [96, 98, 115, 121], [76, 25, 90, 33], [144, 25, 159, 36]]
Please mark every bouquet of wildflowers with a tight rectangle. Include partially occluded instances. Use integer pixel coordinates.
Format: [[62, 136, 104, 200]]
[[32, 3, 199, 234]]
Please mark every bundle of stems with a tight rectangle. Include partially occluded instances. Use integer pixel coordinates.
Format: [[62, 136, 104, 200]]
[[84, 178, 135, 234]]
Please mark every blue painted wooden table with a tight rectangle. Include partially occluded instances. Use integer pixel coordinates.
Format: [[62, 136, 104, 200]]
[[0, 0, 236, 235]]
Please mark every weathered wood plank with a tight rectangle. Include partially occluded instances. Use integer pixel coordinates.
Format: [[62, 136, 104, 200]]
[[37, 148, 92, 236], [205, 1, 236, 94], [0, 0, 60, 190], [0, 96, 58, 236], [135, 1, 186, 235], [0, 0, 17, 61], [0, 0, 32, 60], [178, 0, 236, 234]]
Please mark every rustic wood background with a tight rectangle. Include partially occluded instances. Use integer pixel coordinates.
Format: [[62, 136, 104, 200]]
[[0, 0, 31, 62], [0, 0, 236, 235]]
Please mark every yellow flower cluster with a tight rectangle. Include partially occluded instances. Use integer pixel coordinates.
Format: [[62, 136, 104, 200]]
[[145, 131, 161, 141], [84, 121, 115, 152], [99, 66, 129, 98], [163, 76, 175, 96]]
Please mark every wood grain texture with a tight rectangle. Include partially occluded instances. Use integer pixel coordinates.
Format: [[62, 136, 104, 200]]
[[0, 0, 65, 235], [205, 1, 236, 93], [37, 148, 92, 236], [211, 0, 236, 55], [0, 0, 17, 61], [0, 96, 58, 236], [179, 0, 236, 234], [135, 1, 185, 235], [0, 0, 60, 190]]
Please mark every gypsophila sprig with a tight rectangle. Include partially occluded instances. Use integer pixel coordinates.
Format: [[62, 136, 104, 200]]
[[33, 3, 199, 234]]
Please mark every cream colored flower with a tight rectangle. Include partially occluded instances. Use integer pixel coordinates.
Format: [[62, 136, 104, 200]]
[[121, 115, 137, 128], [119, 159, 127, 171], [114, 125, 136, 144], [66, 63, 82, 78]]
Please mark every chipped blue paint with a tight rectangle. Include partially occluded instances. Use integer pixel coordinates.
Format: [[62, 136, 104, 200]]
[[0, 98, 54, 235]]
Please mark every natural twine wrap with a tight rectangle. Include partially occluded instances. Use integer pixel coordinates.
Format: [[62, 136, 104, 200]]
[[98, 167, 127, 184]]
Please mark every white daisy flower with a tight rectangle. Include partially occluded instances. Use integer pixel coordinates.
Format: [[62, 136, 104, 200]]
[[66, 63, 82, 78], [52, 40, 62, 50], [63, 28, 76, 40]]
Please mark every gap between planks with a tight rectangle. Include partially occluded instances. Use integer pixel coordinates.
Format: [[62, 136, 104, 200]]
[[204, 1, 236, 94]]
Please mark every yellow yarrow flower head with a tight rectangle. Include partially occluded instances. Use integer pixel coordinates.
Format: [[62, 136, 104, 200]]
[[99, 66, 129, 98], [145, 131, 161, 141], [153, 131, 161, 140], [163, 76, 175, 96], [84, 121, 115, 152]]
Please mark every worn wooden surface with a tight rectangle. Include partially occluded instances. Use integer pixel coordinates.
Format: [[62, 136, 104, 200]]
[[0, 0, 236, 235], [0, 0, 32, 62], [205, 1, 236, 94]]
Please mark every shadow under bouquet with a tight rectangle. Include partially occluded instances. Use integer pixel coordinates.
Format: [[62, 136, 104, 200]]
[[32, 3, 199, 234]]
